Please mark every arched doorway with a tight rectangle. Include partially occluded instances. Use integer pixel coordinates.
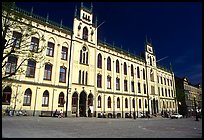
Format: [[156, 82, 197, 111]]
[[88, 93, 93, 117], [79, 91, 87, 117], [72, 92, 78, 116], [152, 98, 157, 115]]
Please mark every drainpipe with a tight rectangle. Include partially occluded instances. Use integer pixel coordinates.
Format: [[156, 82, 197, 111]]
[[65, 31, 73, 117]]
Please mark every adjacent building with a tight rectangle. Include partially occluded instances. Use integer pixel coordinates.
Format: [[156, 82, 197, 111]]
[[175, 77, 202, 117], [2, 3, 178, 118]]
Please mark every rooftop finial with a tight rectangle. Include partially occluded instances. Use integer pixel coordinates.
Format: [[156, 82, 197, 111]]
[[60, 19, 63, 28], [81, 2, 83, 8], [91, 2, 93, 12], [46, 13, 49, 22], [150, 37, 152, 45], [30, 7, 33, 17], [146, 34, 148, 43], [170, 62, 173, 73], [74, 5, 77, 17], [104, 38, 106, 44], [95, 16, 98, 27]]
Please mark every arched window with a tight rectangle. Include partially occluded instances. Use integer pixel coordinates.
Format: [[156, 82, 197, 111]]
[[82, 71, 85, 85], [85, 71, 88, 85], [150, 69, 154, 82], [150, 57, 152, 66], [44, 63, 52, 80], [79, 70, 81, 84], [139, 99, 141, 108], [116, 78, 120, 90], [107, 57, 111, 71], [80, 46, 88, 64], [97, 53, 102, 68], [59, 66, 67, 82], [108, 96, 111, 108], [107, 75, 111, 89], [132, 98, 135, 108], [88, 93, 93, 106], [82, 27, 88, 41], [30, 37, 39, 52], [2, 86, 12, 105], [23, 88, 32, 106], [42, 90, 49, 106], [117, 97, 120, 108], [98, 95, 101, 108], [61, 46, 68, 60], [5, 55, 18, 74], [26, 59, 36, 78], [58, 92, 64, 107], [97, 74, 102, 88], [72, 92, 78, 107], [124, 62, 127, 75], [131, 64, 134, 76], [137, 66, 140, 78], [125, 98, 128, 108], [124, 80, 128, 91], [143, 68, 145, 80], [116, 59, 119, 73], [145, 99, 147, 108], [46, 42, 55, 57]]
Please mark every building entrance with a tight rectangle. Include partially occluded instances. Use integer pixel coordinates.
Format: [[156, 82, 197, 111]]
[[79, 91, 87, 117]]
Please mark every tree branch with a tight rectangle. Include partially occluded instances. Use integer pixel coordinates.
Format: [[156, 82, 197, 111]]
[[2, 58, 27, 80]]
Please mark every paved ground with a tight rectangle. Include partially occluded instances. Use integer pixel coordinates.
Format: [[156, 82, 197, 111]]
[[2, 116, 202, 138]]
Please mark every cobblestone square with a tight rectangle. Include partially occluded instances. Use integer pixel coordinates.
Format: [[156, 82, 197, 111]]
[[2, 116, 202, 138]]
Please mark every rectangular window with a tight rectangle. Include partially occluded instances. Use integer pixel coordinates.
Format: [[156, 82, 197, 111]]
[[124, 80, 128, 91], [61, 47, 68, 60], [12, 31, 22, 48], [158, 87, 160, 96], [59, 67, 66, 82], [46, 42, 54, 57], [44, 65, 52, 80], [26, 60, 36, 77], [6, 63, 16, 74]]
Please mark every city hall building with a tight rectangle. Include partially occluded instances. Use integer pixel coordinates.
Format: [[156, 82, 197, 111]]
[[2, 3, 178, 118]]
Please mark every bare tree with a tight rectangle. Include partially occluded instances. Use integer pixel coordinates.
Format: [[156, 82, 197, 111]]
[[2, 2, 46, 80]]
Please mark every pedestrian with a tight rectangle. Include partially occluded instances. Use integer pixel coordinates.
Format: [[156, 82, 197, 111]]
[[53, 109, 57, 117], [58, 109, 63, 118]]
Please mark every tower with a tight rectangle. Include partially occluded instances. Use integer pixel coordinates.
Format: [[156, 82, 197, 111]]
[[73, 2, 97, 45], [145, 38, 156, 67]]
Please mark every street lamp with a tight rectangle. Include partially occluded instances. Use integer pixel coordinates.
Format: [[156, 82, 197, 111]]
[[194, 97, 199, 121], [133, 92, 136, 119]]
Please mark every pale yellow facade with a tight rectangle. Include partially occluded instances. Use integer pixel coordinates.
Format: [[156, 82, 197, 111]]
[[2, 4, 177, 118]]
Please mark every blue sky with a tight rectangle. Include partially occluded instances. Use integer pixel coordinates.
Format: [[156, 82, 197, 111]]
[[15, 2, 202, 85]]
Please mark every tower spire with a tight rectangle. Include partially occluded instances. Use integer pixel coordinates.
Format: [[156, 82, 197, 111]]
[[91, 2, 93, 12]]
